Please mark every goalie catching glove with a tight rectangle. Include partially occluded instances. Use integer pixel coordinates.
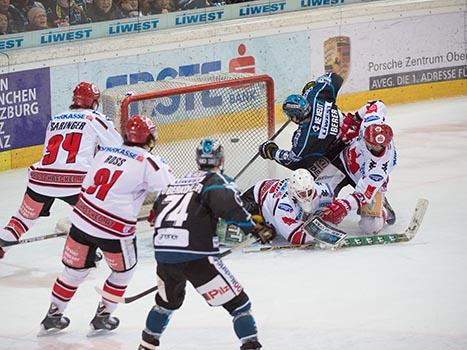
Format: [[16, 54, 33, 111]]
[[259, 141, 278, 160]]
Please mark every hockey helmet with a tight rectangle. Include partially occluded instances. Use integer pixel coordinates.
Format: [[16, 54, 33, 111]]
[[125, 115, 158, 145], [282, 94, 311, 123], [72, 82, 101, 109], [196, 138, 224, 168], [364, 123, 393, 150], [287, 168, 316, 213]]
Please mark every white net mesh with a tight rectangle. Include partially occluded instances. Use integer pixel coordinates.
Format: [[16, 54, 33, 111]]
[[102, 73, 276, 217]]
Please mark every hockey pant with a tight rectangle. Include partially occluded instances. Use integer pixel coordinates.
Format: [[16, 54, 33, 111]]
[[142, 256, 260, 347], [50, 225, 137, 314], [0, 187, 78, 243]]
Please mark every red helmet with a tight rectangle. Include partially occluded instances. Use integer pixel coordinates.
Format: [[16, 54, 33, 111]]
[[72, 82, 100, 109], [364, 123, 393, 147], [125, 115, 157, 144]]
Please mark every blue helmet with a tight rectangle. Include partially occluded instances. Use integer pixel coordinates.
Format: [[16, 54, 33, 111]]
[[196, 138, 224, 168], [282, 94, 311, 123]]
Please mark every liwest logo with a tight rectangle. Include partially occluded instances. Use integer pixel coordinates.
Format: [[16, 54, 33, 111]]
[[109, 20, 160, 35], [0, 38, 24, 50], [175, 10, 224, 26], [40, 29, 92, 44], [239, 2, 286, 16], [106, 44, 257, 116], [301, 0, 344, 7]]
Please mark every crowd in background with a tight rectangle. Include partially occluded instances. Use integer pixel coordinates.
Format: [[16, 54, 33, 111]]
[[0, 0, 251, 34]]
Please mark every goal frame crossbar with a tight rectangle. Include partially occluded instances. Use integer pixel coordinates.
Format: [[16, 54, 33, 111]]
[[119, 74, 276, 138]]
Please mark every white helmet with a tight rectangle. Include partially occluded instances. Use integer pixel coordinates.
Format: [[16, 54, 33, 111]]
[[287, 169, 316, 213]]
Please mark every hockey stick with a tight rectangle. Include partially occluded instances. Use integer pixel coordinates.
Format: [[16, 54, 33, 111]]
[[244, 198, 429, 253], [94, 236, 259, 304], [1, 232, 68, 247], [233, 119, 292, 181]]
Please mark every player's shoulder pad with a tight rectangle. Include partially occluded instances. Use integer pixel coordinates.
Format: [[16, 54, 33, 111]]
[[203, 171, 238, 191], [146, 153, 171, 168], [92, 110, 112, 122]]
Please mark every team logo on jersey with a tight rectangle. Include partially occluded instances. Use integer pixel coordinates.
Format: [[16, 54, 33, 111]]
[[364, 185, 376, 200], [382, 161, 389, 174], [365, 115, 380, 123], [278, 203, 294, 213], [282, 216, 297, 226], [369, 174, 384, 182]]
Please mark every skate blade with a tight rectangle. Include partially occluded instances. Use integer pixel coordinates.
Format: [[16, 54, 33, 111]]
[[37, 325, 66, 337], [87, 325, 113, 337]]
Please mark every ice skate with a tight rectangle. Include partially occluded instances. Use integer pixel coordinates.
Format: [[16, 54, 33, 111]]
[[87, 302, 120, 336], [240, 339, 262, 350], [38, 303, 70, 336]]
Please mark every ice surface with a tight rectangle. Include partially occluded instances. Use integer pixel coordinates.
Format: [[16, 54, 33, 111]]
[[1, 96, 467, 350]]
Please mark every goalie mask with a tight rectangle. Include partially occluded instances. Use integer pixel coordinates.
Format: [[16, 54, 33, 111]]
[[287, 168, 316, 213], [196, 138, 224, 169], [282, 94, 311, 124]]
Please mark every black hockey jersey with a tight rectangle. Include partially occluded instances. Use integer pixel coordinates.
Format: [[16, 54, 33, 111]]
[[274, 72, 345, 170], [153, 170, 255, 263]]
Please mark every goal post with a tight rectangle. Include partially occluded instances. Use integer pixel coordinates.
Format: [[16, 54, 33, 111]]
[[101, 73, 276, 217]]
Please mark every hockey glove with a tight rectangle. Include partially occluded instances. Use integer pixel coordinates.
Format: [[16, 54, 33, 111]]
[[252, 224, 277, 244], [259, 141, 278, 160], [339, 112, 362, 143], [148, 208, 157, 227], [321, 199, 352, 225]]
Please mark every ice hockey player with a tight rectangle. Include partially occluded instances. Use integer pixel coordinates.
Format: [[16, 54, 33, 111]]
[[320, 100, 397, 234], [258, 72, 361, 176], [0, 82, 122, 259], [241, 168, 333, 245], [39, 115, 174, 335], [138, 139, 275, 350]]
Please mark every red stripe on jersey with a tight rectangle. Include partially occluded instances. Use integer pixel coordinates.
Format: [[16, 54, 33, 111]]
[[30, 166, 87, 174], [29, 180, 82, 188], [30, 170, 85, 185], [147, 157, 160, 171], [80, 195, 136, 225], [73, 208, 131, 238]]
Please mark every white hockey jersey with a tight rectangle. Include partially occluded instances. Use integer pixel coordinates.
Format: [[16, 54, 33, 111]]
[[340, 101, 397, 210], [28, 108, 123, 198], [253, 179, 333, 244], [70, 145, 175, 240]]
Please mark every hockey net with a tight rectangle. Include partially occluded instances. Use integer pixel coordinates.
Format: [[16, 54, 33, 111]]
[[102, 73, 275, 217]]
